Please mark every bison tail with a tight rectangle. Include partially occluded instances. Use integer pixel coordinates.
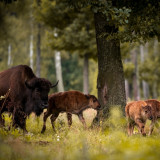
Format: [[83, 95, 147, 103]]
[[125, 103, 130, 118]]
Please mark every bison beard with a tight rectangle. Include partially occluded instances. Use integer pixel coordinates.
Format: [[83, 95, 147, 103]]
[[0, 65, 58, 133]]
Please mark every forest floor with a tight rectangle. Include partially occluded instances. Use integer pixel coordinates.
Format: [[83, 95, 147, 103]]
[[0, 108, 160, 160]]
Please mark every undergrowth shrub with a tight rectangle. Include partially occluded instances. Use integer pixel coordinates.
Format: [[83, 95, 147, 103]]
[[0, 108, 160, 160]]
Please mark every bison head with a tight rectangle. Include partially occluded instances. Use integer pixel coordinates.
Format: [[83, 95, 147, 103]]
[[141, 105, 153, 120], [25, 78, 58, 116], [86, 95, 101, 110]]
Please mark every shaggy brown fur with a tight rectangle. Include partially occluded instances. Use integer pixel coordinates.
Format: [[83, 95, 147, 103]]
[[41, 91, 101, 133], [0, 65, 58, 133], [125, 101, 153, 136], [145, 99, 160, 135]]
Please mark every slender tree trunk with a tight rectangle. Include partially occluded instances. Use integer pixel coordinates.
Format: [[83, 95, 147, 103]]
[[29, 35, 33, 69], [131, 48, 140, 100], [93, 12, 126, 124], [125, 79, 130, 101], [36, 23, 41, 77], [140, 45, 149, 99], [8, 44, 12, 67], [153, 39, 158, 98], [83, 54, 89, 94], [55, 51, 64, 92]]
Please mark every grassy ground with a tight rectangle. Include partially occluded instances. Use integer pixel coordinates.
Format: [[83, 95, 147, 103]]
[[0, 108, 160, 160]]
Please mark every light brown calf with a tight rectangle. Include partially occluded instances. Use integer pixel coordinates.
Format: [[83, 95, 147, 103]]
[[125, 101, 153, 136], [145, 99, 160, 135], [41, 91, 101, 133]]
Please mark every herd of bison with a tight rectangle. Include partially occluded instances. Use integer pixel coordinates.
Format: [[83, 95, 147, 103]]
[[0, 65, 160, 137]]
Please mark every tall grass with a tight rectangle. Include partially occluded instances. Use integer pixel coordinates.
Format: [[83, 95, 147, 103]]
[[0, 107, 160, 160]]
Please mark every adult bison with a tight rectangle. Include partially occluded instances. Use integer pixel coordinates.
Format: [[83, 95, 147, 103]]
[[41, 90, 101, 133], [0, 65, 58, 133]]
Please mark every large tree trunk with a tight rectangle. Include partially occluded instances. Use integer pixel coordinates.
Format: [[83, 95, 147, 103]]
[[36, 23, 41, 77], [93, 12, 126, 124], [83, 53, 89, 94], [55, 51, 64, 92]]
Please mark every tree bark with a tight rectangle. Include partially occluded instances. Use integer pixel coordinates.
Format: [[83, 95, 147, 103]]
[[83, 53, 89, 94], [36, 23, 41, 77], [93, 12, 126, 124], [55, 51, 64, 92]]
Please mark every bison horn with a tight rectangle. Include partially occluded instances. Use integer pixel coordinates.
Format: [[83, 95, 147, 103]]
[[51, 80, 59, 88]]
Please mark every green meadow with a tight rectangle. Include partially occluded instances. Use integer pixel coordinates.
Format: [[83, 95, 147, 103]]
[[0, 108, 160, 160]]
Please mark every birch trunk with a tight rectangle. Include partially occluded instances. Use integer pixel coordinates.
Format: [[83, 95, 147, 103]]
[[125, 79, 130, 101], [8, 44, 12, 67], [55, 51, 64, 92]]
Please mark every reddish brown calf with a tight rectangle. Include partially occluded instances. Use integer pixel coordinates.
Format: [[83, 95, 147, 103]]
[[125, 101, 153, 136], [145, 99, 160, 135], [41, 91, 101, 133]]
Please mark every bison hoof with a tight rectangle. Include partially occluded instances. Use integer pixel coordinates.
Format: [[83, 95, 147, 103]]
[[41, 126, 46, 134], [23, 129, 28, 135], [142, 133, 146, 136]]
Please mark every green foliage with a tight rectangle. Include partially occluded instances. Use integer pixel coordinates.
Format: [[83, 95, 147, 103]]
[[139, 40, 160, 88], [61, 53, 83, 91], [34, 0, 97, 59], [89, 59, 98, 96], [66, 0, 160, 42], [123, 62, 135, 80], [1, 109, 160, 160]]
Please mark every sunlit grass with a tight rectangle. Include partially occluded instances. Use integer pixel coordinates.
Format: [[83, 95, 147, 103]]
[[0, 108, 160, 160]]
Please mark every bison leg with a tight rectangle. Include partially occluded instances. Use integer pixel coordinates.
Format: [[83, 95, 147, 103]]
[[67, 113, 72, 127], [135, 119, 146, 136], [0, 104, 6, 127], [148, 120, 156, 136], [127, 122, 134, 136], [41, 111, 51, 134], [0, 114, 5, 127], [12, 107, 28, 133], [78, 113, 87, 129], [50, 113, 59, 132]]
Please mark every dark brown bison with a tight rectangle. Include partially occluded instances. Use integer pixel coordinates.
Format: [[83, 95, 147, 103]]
[[145, 99, 160, 135], [41, 90, 101, 133], [0, 65, 58, 133], [125, 101, 153, 136]]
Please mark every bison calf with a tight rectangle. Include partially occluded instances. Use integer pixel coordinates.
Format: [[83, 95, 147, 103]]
[[41, 91, 101, 133], [125, 101, 153, 136], [145, 99, 160, 135]]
